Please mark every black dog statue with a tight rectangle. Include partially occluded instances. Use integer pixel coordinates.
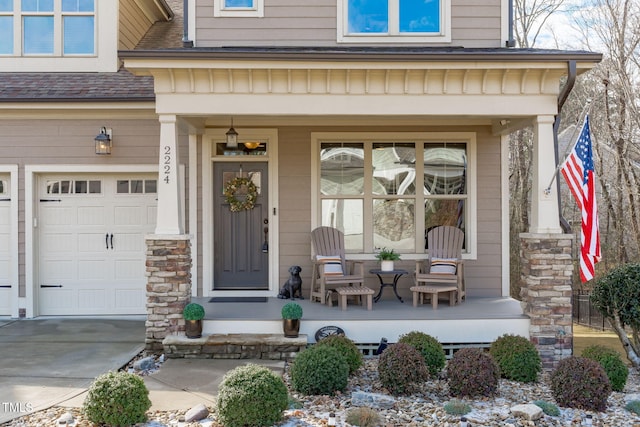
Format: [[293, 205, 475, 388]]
[[278, 265, 303, 300]]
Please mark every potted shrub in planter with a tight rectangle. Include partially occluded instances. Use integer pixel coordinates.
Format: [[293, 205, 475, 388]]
[[376, 248, 400, 271], [183, 302, 205, 338], [281, 302, 303, 338]]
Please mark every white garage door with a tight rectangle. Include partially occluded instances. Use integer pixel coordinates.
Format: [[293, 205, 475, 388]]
[[38, 174, 157, 315], [0, 175, 11, 315]]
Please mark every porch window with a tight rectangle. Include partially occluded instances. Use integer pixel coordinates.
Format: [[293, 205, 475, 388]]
[[314, 133, 475, 257], [337, 0, 451, 43], [2, 0, 95, 56], [214, 0, 264, 17]]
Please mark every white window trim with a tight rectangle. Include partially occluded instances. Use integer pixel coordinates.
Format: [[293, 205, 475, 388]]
[[0, 0, 116, 72], [214, 0, 264, 18], [337, 0, 451, 43], [311, 132, 476, 260]]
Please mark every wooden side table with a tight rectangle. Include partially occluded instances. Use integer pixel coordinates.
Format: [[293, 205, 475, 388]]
[[369, 269, 408, 303]]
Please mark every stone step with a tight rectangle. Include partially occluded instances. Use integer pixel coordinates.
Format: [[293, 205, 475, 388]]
[[163, 333, 307, 360]]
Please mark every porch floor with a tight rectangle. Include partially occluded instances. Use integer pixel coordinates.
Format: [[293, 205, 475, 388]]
[[193, 296, 525, 321], [192, 296, 530, 348]]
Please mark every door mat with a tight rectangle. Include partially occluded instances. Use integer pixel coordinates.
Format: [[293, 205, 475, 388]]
[[209, 297, 268, 303]]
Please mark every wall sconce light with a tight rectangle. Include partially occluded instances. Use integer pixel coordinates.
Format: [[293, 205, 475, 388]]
[[94, 127, 112, 155], [226, 119, 238, 149]]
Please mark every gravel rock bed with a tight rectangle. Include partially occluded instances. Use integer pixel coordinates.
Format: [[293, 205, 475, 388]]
[[4, 357, 640, 426]]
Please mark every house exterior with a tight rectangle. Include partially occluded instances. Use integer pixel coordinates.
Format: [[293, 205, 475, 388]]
[[0, 0, 601, 366]]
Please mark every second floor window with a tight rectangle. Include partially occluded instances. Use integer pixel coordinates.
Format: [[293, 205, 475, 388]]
[[0, 0, 95, 56], [214, 0, 263, 17], [338, 0, 450, 43]]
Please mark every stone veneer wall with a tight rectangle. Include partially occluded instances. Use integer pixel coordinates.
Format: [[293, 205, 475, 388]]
[[163, 334, 308, 360], [520, 233, 574, 370], [145, 235, 192, 353]]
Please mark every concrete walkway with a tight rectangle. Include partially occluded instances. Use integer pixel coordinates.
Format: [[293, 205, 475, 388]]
[[0, 317, 285, 424], [0, 318, 145, 424]]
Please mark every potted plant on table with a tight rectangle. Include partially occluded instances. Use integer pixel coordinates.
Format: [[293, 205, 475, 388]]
[[281, 302, 303, 338], [183, 302, 205, 338], [376, 248, 401, 272]]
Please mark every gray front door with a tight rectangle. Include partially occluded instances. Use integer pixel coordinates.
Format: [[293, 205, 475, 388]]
[[214, 162, 269, 289]]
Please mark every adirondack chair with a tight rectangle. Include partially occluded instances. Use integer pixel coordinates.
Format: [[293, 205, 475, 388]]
[[310, 226, 366, 304], [411, 226, 466, 308]]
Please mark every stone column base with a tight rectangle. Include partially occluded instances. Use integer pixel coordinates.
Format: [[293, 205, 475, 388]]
[[520, 233, 574, 370], [145, 235, 192, 354]]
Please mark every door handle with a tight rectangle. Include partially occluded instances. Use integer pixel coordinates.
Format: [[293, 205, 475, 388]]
[[106, 233, 114, 249]]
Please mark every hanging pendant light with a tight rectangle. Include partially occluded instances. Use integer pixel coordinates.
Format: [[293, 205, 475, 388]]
[[226, 118, 238, 148]]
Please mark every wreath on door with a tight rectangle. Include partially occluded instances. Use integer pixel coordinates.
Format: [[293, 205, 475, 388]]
[[224, 177, 258, 212]]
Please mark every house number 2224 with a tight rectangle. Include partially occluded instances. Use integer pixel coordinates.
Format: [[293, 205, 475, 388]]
[[163, 146, 171, 184]]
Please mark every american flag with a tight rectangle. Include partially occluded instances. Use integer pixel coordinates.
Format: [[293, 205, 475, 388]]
[[560, 115, 601, 282]]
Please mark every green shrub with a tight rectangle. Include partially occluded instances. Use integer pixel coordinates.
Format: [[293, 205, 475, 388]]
[[378, 343, 429, 395], [447, 348, 500, 398], [625, 400, 640, 415], [83, 371, 151, 427], [550, 356, 611, 411], [398, 331, 446, 377], [345, 407, 382, 427], [581, 344, 628, 392], [290, 345, 349, 395], [315, 334, 363, 375], [489, 334, 541, 383], [216, 363, 288, 427], [281, 302, 303, 319], [183, 302, 205, 320], [443, 399, 471, 416], [533, 400, 561, 416]]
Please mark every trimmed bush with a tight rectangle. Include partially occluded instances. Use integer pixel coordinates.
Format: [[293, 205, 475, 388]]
[[447, 348, 500, 398], [378, 343, 429, 395], [398, 331, 446, 377], [315, 334, 363, 375], [290, 345, 349, 395], [182, 302, 205, 320], [83, 371, 151, 427], [216, 363, 288, 427], [582, 344, 628, 392], [533, 400, 560, 416], [489, 334, 541, 383], [550, 356, 611, 411]]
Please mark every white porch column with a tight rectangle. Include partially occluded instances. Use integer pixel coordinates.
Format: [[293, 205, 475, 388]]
[[530, 115, 562, 234], [155, 114, 183, 235]]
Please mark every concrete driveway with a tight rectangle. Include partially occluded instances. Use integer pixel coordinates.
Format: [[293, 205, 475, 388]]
[[0, 317, 145, 424]]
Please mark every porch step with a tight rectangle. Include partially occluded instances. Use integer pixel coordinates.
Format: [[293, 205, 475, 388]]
[[163, 333, 308, 360]]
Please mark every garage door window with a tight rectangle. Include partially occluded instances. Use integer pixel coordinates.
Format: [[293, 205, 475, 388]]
[[117, 180, 157, 194], [0, 180, 4, 194], [46, 180, 101, 194]]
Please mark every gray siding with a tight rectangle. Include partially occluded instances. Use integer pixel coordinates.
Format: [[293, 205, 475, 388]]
[[195, 0, 503, 48]]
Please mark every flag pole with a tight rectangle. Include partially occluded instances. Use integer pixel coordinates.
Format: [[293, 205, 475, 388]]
[[544, 102, 592, 195]]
